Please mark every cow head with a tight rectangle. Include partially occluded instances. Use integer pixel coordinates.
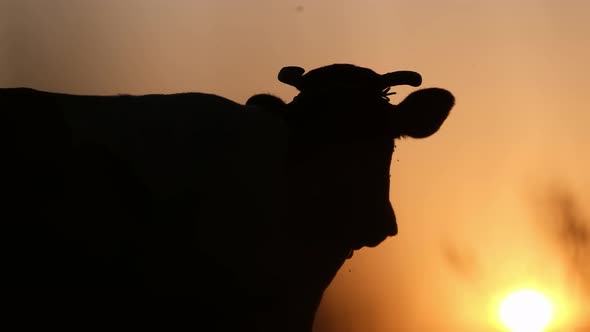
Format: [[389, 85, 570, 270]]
[[273, 64, 454, 256]]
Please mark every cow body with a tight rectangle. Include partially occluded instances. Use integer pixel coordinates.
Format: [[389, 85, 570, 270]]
[[3, 87, 338, 330], [2, 64, 454, 331]]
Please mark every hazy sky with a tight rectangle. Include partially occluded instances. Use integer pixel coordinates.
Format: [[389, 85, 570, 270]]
[[2, 1, 589, 331]]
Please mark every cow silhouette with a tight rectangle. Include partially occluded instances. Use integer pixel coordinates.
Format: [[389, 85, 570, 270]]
[[1, 64, 454, 331]]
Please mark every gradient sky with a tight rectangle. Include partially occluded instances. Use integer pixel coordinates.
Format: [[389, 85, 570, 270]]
[[2, 0, 589, 331]]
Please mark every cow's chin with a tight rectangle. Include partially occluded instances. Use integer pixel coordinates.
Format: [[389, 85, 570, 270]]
[[346, 249, 354, 259], [349, 234, 390, 251]]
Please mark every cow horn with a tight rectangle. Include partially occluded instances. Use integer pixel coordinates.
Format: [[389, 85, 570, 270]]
[[278, 66, 305, 89], [381, 71, 422, 88]]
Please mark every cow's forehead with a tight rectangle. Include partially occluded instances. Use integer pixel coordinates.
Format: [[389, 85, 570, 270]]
[[293, 139, 395, 168], [286, 104, 396, 145], [337, 139, 395, 160]]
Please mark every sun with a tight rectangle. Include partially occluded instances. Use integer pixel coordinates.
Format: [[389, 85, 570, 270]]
[[499, 289, 554, 332]]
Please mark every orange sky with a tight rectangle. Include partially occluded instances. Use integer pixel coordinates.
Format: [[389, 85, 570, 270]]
[[2, 0, 589, 331]]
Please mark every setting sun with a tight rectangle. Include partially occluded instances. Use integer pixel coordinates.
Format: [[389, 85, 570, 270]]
[[499, 289, 554, 332]]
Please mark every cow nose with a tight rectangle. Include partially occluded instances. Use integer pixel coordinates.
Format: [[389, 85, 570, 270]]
[[386, 202, 398, 236], [376, 202, 398, 242], [356, 203, 397, 249]]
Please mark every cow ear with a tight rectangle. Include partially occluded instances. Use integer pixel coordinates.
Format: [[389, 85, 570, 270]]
[[278, 66, 305, 90], [393, 88, 454, 139]]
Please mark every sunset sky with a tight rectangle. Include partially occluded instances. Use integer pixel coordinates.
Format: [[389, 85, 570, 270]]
[[2, 0, 589, 331]]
